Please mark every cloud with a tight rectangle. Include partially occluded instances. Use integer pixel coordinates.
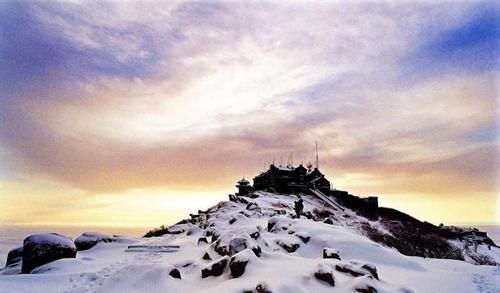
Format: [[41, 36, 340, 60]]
[[0, 1, 497, 224]]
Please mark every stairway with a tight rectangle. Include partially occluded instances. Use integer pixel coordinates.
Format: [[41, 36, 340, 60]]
[[309, 188, 344, 211]]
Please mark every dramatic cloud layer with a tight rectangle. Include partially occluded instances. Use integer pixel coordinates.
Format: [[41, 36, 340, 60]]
[[0, 0, 498, 226]]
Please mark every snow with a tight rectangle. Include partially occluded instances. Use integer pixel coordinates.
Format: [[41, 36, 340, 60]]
[[1, 192, 499, 293], [75, 232, 111, 244], [24, 233, 75, 248]]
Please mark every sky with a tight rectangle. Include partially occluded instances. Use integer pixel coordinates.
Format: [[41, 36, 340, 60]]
[[0, 0, 498, 228]]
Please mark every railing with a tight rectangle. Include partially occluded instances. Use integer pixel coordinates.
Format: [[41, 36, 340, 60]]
[[309, 188, 344, 211]]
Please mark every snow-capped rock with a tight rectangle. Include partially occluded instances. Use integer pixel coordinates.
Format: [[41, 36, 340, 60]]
[[22, 233, 77, 273], [313, 263, 335, 286], [323, 247, 341, 260], [75, 232, 113, 251]]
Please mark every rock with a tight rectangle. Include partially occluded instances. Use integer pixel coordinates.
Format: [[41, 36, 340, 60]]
[[276, 240, 300, 253], [323, 248, 341, 260], [361, 264, 379, 280], [256, 282, 272, 293], [295, 232, 311, 244], [323, 218, 334, 225], [352, 276, 380, 293], [166, 225, 185, 234], [198, 237, 208, 245], [249, 231, 260, 240], [169, 267, 181, 279], [229, 249, 258, 278], [202, 251, 212, 260], [22, 233, 77, 273], [314, 264, 335, 286], [229, 218, 237, 224], [237, 197, 249, 204], [214, 232, 261, 257], [201, 256, 229, 278], [251, 246, 262, 257], [214, 239, 229, 256], [230, 258, 247, 278], [267, 216, 293, 233], [5, 246, 23, 267], [206, 228, 221, 243], [229, 235, 249, 255], [74, 232, 112, 251], [303, 211, 314, 219], [335, 263, 367, 277], [246, 202, 260, 211], [355, 285, 378, 293]]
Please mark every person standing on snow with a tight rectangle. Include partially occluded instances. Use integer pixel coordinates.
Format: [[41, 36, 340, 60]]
[[294, 198, 304, 219]]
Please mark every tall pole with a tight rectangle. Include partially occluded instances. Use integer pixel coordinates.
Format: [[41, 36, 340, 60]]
[[315, 141, 319, 169]]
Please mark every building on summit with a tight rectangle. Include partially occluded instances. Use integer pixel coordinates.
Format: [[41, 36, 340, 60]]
[[251, 164, 331, 195], [234, 143, 379, 219]]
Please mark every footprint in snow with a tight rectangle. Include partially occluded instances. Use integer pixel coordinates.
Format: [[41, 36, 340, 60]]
[[472, 268, 500, 293]]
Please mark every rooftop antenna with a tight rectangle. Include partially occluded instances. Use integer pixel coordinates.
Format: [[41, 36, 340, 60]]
[[280, 154, 283, 166], [315, 141, 319, 169], [291, 152, 294, 168]]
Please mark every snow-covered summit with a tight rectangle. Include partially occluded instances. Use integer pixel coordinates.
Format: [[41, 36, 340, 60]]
[[0, 191, 498, 293]]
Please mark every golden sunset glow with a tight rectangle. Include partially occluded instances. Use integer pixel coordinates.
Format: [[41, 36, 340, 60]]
[[0, 1, 498, 228]]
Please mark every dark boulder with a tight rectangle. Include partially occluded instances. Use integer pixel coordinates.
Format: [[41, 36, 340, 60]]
[[295, 232, 311, 244], [229, 249, 257, 278], [361, 264, 379, 280], [74, 232, 112, 251], [323, 218, 334, 225], [229, 236, 249, 256], [256, 282, 272, 293], [246, 202, 260, 211], [5, 246, 23, 267], [169, 267, 181, 279], [314, 264, 335, 286], [355, 285, 378, 293], [267, 217, 292, 233], [323, 248, 341, 260], [197, 237, 208, 245], [335, 263, 367, 277], [352, 275, 382, 293], [276, 240, 300, 253], [249, 231, 260, 240], [303, 211, 314, 219], [22, 233, 77, 273], [201, 256, 229, 278], [202, 251, 212, 260]]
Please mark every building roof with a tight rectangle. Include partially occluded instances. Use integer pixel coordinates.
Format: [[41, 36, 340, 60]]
[[237, 178, 250, 185]]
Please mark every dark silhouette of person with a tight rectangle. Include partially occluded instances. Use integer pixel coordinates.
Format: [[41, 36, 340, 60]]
[[294, 198, 304, 219]]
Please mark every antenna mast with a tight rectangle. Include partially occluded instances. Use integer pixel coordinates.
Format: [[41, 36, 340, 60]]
[[315, 141, 319, 169]]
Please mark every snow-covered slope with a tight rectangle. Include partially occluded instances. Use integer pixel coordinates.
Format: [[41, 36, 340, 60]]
[[0, 191, 498, 293]]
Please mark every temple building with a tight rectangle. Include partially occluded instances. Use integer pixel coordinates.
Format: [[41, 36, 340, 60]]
[[236, 164, 331, 195], [235, 178, 252, 196], [235, 163, 379, 220]]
